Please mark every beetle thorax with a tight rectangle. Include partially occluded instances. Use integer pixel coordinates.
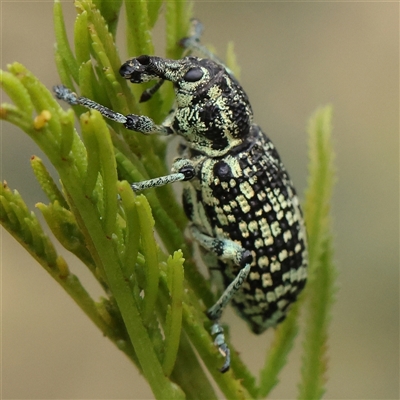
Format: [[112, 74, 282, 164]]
[[173, 63, 254, 157]]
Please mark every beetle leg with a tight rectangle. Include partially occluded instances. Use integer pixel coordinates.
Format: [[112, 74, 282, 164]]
[[211, 322, 230, 373], [130, 161, 195, 192], [180, 19, 233, 76], [53, 85, 174, 136], [190, 226, 252, 372]]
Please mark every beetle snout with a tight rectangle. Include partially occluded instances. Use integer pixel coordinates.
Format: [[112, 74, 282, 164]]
[[120, 56, 157, 83], [119, 59, 147, 83], [119, 62, 133, 78]]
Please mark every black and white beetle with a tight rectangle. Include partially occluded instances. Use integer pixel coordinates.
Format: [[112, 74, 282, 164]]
[[54, 20, 308, 372]]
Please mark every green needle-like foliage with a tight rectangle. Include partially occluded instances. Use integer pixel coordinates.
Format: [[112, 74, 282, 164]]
[[299, 106, 337, 400], [257, 107, 336, 399], [1, 1, 337, 398]]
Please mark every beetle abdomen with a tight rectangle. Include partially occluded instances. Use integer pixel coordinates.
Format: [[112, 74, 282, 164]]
[[184, 125, 308, 333]]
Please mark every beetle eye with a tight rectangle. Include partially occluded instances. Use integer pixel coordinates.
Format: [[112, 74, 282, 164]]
[[183, 67, 203, 82]]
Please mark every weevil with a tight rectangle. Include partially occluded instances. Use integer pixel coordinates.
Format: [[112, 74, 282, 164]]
[[54, 19, 308, 372]]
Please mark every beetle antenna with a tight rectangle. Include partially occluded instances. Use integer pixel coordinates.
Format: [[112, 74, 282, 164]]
[[140, 79, 165, 103]]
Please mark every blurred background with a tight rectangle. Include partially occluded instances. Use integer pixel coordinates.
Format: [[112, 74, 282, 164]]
[[1, 2, 398, 399]]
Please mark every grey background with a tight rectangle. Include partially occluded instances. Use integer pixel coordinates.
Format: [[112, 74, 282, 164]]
[[1, 2, 398, 399]]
